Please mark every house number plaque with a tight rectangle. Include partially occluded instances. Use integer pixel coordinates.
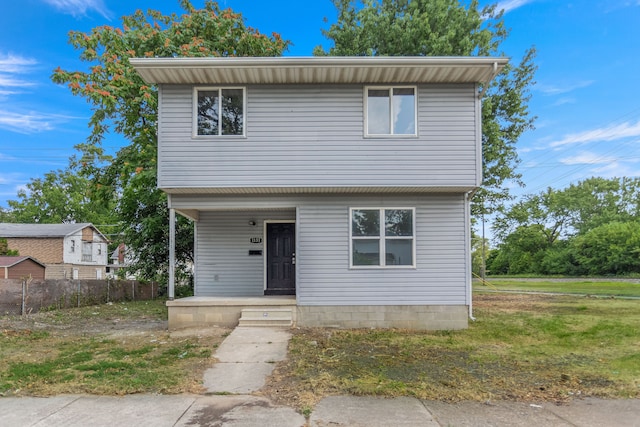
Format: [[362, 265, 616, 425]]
[[250, 237, 262, 244]]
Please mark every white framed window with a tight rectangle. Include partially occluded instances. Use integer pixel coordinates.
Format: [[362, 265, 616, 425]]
[[194, 87, 246, 137], [70, 240, 75, 253], [350, 208, 415, 268], [364, 86, 417, 137]]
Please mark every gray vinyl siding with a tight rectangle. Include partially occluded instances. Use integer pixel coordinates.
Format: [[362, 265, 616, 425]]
[[296, 195, 467, 305], [195, 210, 294, 296], [186, 194, 468, 305], [158, 84, 478, 190]]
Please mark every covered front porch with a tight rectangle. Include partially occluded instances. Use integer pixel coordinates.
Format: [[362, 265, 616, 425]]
[[166, 295, 297, 330]]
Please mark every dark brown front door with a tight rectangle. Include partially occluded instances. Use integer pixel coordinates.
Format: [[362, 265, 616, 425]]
[[266, 222, 296, 295]]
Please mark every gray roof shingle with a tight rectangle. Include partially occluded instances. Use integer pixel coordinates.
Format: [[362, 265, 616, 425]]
[[0, 223, 95, 238]]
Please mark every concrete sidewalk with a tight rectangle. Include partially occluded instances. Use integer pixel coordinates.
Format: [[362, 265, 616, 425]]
[[1, 326, 639, 426], [1, 393, 639, 426]]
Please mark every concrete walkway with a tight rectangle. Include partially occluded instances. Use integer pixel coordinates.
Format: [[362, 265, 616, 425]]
[[1, 326, 639, 426], [203, 326, 291, 394]]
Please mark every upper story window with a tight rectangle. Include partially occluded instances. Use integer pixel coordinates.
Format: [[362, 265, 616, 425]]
[[194, 87, 245, 137], [365, 86, 417, 137], [82, 242, 93, 262], [350, 208, 415, 268]]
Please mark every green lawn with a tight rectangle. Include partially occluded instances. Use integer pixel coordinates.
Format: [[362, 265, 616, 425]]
[[0, 300, 227, 396], [265, 293, 640, 409], [474, 278, 640, 297]]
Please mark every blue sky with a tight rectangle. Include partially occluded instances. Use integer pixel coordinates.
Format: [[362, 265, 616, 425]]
[[1, 0, 639, 211]]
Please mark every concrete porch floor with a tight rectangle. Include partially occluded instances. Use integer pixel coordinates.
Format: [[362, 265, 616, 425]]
[[165, 296, 297, 330]]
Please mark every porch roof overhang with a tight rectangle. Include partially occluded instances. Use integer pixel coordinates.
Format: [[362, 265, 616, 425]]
[[130, 56, 508, 88], [165, 186, 479, 221], [162, 185, 477, 195]]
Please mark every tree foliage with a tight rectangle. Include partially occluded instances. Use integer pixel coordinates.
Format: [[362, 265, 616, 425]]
[[471, 233, 489, 276], [51, 0, 289, 283], [572, 222, 640, 275], [5, 164, 116, 226], [0, 238, 19, 256], [489, 177, 640, 276], [316, 0, 537, 215], [493, 177, 640, 242]]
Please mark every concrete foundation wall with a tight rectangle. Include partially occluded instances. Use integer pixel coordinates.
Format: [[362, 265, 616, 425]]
[[166, 298, 468, 330], [296, 305, 468, 330], [166, 297, 297, 330], [168, 305, 245, 329]]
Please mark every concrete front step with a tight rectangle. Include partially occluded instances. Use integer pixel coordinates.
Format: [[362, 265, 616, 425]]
[[238, 308, 293, 327]]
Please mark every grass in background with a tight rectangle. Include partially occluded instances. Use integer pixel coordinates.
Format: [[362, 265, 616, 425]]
[[265, 294, 640, 408], [474, 278, 640, 297], [0, 300, 226, 396]]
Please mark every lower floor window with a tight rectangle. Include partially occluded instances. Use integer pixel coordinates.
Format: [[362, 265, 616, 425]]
[[350, 208, 415, 267]]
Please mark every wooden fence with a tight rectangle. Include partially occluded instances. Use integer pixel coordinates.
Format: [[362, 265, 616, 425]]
[[0, 278, 158, 315]]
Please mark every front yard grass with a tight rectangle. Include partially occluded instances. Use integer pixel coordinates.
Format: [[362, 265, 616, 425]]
[[0, 300, 228, 396], [2, 293, 638, 408], [263, 293, 640, 409], [474, 278, 640, 297]]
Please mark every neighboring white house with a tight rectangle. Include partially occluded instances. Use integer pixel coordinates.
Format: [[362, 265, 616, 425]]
[[131, 56, 507, 330], [106, 243, 138, 280], [0, 223, 109, 279]]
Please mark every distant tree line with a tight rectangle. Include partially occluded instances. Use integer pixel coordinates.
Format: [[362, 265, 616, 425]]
[[483, 177, 640, 276]]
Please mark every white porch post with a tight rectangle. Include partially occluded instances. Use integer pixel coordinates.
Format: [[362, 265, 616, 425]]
[[169, 207, 176, 300]]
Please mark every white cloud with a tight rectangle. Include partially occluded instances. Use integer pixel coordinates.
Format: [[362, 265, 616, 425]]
[[0, 54, 37, 92], [551, 98, 575, 107], [550, 121, 640, 148], [0, 172, 23, 186], [0, 153, 17, 162], [590, 161, 640, 178], [42, 0, 111, 19], [0, 75, 34, 88], [0, 110, 59, 134], [537, 80, 595, 96], [0, 185, 28, 199], [495, 0, 534, 13], [559, 151, 618, 165], [0, 54, 37, 74]]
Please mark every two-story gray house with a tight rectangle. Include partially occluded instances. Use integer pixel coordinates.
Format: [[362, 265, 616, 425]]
[[131, 56, 507, 330]]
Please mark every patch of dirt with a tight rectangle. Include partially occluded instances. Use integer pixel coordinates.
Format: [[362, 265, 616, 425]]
[[0, 313, 167, 337]]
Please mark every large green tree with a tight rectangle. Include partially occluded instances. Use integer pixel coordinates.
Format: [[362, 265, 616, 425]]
[[572, 221, 640, 275], [5, 163, 116, 226], [493, 177, 640, 242], [315, 0, 537, 215], [490, 177, 640, 276], [52, 0, 289, 283]]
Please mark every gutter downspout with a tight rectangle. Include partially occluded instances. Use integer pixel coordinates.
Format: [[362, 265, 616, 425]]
[[466, 188, 479, 322]]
